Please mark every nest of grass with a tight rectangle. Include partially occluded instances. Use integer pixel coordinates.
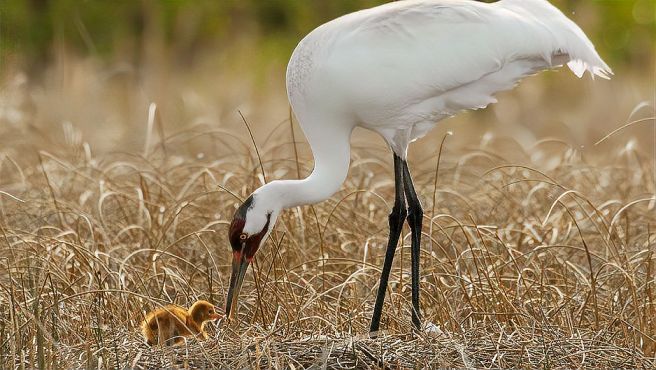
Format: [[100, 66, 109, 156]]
[[0, 98, 655, 368]]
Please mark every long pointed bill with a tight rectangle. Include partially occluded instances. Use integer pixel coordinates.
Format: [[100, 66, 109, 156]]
[[225, 252, 250, 321]]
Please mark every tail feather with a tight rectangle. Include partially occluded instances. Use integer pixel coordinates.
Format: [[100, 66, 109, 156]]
[[568, 59, 612, 80], [502, 0, 612, 79]]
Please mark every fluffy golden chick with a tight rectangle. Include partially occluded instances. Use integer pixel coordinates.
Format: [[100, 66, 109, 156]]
[[141, 300, 222, 346]]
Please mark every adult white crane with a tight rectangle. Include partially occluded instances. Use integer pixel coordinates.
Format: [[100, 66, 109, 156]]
[[225, 0, 611, 332]]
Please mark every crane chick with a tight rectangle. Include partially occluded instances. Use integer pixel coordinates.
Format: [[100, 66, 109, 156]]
[[141, 300, 222, 346]]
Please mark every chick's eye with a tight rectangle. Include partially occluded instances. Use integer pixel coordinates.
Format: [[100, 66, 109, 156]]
[[239, 233, 247, 241], [209, 309, 214, 314]]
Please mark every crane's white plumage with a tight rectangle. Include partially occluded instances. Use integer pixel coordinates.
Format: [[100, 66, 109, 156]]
[[225, 0, 611, 326], [287, 0, 610, 153], [241, 0, 610, 236]]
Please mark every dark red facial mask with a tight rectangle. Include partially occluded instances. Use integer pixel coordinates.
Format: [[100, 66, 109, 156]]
[[226, 196, 271, 319]]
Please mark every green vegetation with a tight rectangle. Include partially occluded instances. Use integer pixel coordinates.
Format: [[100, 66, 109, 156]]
[[1, 0, 654, 72]]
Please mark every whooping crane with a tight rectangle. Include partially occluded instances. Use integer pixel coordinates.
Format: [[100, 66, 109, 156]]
[[225, 0, 611, 333]]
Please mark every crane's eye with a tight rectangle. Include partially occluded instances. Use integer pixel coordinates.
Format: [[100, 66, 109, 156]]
[[209, 309, 214, 314], [239, 233, 247, 241]]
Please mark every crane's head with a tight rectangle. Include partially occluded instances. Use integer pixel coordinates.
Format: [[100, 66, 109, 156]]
[[225, 194, 278, 320]]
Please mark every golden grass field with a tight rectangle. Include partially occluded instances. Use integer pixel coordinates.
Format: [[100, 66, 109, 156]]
[[0, 47, 655, 368]]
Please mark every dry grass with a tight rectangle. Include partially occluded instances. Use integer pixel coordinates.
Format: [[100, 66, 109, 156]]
[[0, 60, 655, 368]]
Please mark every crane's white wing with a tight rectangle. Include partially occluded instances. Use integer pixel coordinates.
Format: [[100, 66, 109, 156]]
[[287, 0, 611, 151]]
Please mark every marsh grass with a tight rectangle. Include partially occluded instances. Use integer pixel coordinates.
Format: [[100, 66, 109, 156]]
[[0, 64, 655, 368]]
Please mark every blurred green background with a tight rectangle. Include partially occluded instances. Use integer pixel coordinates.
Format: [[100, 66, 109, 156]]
[[0, 0, 653, 157], [1, 0, 654, 76]]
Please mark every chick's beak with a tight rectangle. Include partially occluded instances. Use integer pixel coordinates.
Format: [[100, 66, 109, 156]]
[[225, 251, 250, 321]]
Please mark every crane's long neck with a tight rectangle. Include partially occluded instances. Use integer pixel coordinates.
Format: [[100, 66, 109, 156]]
[[253, 119, 352, 210]]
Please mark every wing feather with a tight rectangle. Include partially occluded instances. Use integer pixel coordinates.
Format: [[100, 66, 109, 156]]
[[287, 0, 611, 142]]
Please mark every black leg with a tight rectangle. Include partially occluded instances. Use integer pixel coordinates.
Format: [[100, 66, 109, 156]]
[[402, 160, 423, 330], [370, 153, 406, 334]]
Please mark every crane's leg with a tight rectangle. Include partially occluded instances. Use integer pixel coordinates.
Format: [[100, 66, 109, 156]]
[[369, 153, 406, 334], [402, 161, 423, 330]]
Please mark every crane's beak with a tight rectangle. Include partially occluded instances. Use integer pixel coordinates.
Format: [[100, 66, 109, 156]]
[[225, 252, 249, 321]]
